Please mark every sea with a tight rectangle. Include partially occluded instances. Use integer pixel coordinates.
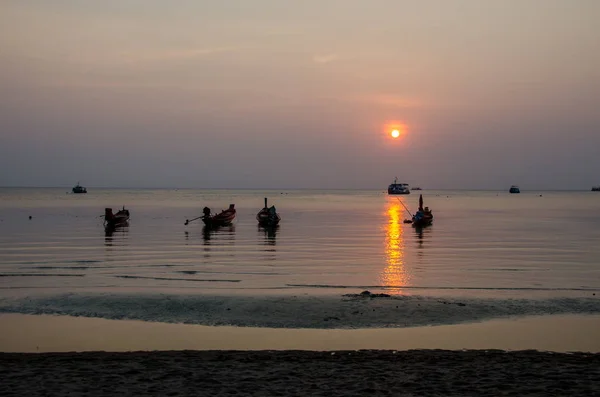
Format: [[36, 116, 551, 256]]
[[0, 188, 599, 329]]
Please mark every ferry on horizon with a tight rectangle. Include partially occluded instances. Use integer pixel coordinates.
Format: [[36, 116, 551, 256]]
[[72, 182, 87, 194], [388, 177, 410, 195], [509, 185, 520, 194]]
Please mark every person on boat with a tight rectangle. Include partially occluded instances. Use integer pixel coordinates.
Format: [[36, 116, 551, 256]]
[[268, 205, 278, 221], [413, 208, 424, 222], [202, 207, 211, 218]]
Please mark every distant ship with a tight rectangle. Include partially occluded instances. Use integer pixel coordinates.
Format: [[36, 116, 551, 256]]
[[592, 186, 600, 192], [72, 182, 87, 194], [388, 177, 410, 195], [412, 187, 422, 191], [509, 185, 520, 194]]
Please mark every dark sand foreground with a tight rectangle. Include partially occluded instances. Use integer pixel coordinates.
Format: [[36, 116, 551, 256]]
[[1, 350, 599, 396]]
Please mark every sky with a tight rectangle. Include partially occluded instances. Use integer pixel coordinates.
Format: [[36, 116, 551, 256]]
[[1, 0, 599, 189]]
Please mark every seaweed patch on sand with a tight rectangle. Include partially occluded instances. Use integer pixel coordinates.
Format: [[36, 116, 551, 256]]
[[1, 292, 599, 328]]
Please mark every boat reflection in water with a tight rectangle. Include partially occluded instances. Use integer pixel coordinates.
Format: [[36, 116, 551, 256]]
[[104, 226, 128, 248], [201, 225, 236, 242], [258, 225, 278, 246], [414, 225, 432, 254], [258, 225, 278, 261], [200, 225, 236, 260], [183, 224, 236, 259], [381, 201, 411, 293]]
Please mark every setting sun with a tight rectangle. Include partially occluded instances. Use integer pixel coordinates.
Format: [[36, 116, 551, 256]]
[[384, 121, 408, 141]]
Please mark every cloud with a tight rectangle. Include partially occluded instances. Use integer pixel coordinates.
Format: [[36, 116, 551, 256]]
[[62, 47, 244, 67], [130, 47, 241, 63], [313, 53, 338, 64]]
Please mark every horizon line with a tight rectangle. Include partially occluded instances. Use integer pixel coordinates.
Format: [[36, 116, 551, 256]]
[[0, 186, 597, 192]]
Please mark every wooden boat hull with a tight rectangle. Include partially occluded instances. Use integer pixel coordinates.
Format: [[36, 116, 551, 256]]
[[256, 198, 281, 226], [202, 209, 236, 227], [411, 217, 433, 227], [411, 194, 432, 227], [104, 208, 129, 229], [256, 210, 281, 226]]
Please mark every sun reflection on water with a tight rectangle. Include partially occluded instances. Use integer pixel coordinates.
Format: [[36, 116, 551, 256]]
[[381, 201, 411, 293]]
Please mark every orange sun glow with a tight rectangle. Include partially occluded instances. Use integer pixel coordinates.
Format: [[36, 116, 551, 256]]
[[384, 122, 408, 140]]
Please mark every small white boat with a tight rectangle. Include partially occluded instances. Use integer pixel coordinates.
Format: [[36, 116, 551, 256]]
[[388, 177, 410, 195]]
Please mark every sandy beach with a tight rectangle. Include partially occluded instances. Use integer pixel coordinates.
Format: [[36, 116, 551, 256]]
[[1, 314, 600, 395], [2, 349, 599, 396]]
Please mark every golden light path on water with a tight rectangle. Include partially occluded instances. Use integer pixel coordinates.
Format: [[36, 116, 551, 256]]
[[381, 200, 411, 292]]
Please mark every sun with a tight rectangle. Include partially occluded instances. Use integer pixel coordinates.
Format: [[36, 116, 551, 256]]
[[383, 121, 409, 142]]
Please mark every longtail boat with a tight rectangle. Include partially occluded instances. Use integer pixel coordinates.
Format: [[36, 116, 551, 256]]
[[104, 207, 130, 229], [201, 204, 236, 227], [256, 198, 281, 227], [412, 194, 433, 227]]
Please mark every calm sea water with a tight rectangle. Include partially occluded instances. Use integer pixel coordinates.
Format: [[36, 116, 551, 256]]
[[1, 188, 599, 327]]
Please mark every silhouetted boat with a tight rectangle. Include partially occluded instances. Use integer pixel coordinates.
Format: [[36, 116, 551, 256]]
[[256, 198, 281, 226], [202, 204, 236, 227], [72, 183, 87, 194], [592, 186, 600, 192], [412, 187, 422, 191], [104, 207, 129, 229], [411, 194, 433, 227], [388, 177, 410, 195], [509, 185, 520, 194]]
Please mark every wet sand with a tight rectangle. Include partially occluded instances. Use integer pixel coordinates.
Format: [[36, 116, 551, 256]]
[[1, 313, 600, 353], [2, 349, 599, 396]]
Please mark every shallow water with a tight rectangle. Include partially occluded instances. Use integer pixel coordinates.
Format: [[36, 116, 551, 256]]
[[0, 188, 599, 326]]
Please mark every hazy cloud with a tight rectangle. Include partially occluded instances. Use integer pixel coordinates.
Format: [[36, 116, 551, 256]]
[[1, 1, 600, 189], [313, 53, 338, 64], [62, 47, 244, 67], [348, 94, 425, 109]]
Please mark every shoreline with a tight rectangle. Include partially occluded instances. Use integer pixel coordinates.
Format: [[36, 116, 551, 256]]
[[2, 313, 600, 353], [2, 292, 599, 329]]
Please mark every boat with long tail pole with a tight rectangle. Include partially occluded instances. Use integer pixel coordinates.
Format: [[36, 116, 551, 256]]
[[256, 198, 281, 227], [104, 207, 130, 229], [185, 204, 236, 227], [411, 194, 433, 227]]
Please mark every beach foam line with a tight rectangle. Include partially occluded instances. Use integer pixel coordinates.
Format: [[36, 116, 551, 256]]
[[1, 293, 599, 328]]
